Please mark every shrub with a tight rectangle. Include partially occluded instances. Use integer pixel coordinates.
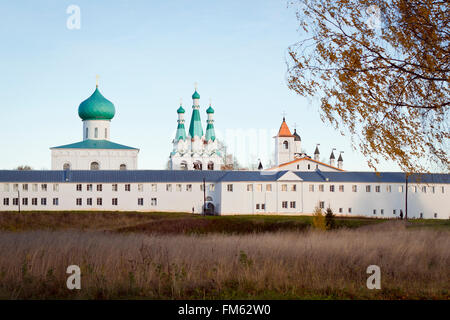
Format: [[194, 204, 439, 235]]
[[325, 207, 336, 230], [312, 206, 326, 230]]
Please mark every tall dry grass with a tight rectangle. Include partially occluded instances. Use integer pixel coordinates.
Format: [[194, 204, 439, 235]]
[[0, 222, 448, 299]]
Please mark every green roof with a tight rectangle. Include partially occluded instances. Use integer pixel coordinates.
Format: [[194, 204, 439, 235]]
[[192, 90, 200, 99], [51, 139, 138, 150], [78, 87, 116, 120], [189, 109, 203, 138], [205, 123, 216, 141], [177, 105, 185, 113], [206, 105, 214, 113]]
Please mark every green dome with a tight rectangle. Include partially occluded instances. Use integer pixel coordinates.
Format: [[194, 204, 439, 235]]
[[192, 90, 200, 99], [206, 105, 214, 113], [177, 105, 185, 113], [78, 87, 116, 120]]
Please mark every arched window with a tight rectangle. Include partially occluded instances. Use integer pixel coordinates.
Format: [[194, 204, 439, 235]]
[[105, 128, 108, 139], [180, 161, 188, 170], [120, 164, 127, 170], [193, 161, 202, 170], [85, 128, 89, 139], [95, 128, 98, 138], [63, 163, 71, 170], [206, 196, 213, 202], [90, 162, 99, 170], [283, 141, 289, 149], [207, 162, 214, 170]]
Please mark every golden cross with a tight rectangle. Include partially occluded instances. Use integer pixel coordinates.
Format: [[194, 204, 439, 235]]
[[96, 75, 100, 87]]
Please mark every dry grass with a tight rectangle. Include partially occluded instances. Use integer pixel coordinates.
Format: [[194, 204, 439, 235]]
[[0, 221, 448, 299]]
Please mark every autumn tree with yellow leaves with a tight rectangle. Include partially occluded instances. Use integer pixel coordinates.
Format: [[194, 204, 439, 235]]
[[287, 0, 449, 172]]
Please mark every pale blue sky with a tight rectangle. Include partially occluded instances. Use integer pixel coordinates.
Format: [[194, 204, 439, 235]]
[[0, 0, 401, 171]]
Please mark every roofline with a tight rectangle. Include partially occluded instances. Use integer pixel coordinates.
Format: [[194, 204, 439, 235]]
[[267, 157, 345, 171]]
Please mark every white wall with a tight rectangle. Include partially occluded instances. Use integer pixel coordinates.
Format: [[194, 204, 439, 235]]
[[51, 149, 139, 170]]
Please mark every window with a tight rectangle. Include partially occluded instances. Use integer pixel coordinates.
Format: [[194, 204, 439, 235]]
[[87, 184, 93, 191], [22, 184, 28, 191], [86, 128, 89, 139], [373, 209, 376, 215], [386, 185, 392, 192], [53, 198, 59, 206], [330, 185, 335, 192], [256, 184, 262, 192], [366, 185, 371, 192], [76, 184, 82, 191], [393, 209, 397, 215], [431, 186, 435, 194], [76, 198, 82, 206], [186, 184, 192, 192], [309, 184, 314, 192], [41, 198, 47, 206], [138, 184, 144, 192], [422, 186, 426, 193], [95, 127, 98, 138], [256, 204, 260, 210], [420, 213, 423, 218], [3, 198, 9, 206], [97, 198, 102, 206], [63, 163, 71, 170], [125, 184, 131, 191], [120, 164, 127, 170], [209, 184, 215, 191], [112, 198, 118, 206], [32, 184, 38, 192], [22, 198, 28, 206], [151, 198, 157, 206], [319, 185, 324, 192], [13, 184, 18, 192], [434, 213, 437, 218], [150, 184, 157, 192], [97, 184, 102, 192], [319, 201, 325, 209], [290, 201, 296, 208], [247, 184, 253, 192], [176, 184, 182, 192], [87, 198, 93, 206], [3, 184, 9, 192], [266, 184, 272, 192], [297, 165, 300, 170], [381, 209, 384, 215], [112, 184, 118, 192], [227, 184, 233, 192], [339, 185, 344, 192], [13, 198, 19, 206], [138, 198, 144, 206], [399, 186, 404, 192], [442, 186, 445, 193], [283, 141, 289, 149], [32, 198, 37, 205], [339, 208, 343, 213], [348, 208, 352, 213], [375, 186, 381, 193], [281, 184, 287, 192], [291, 185, 297, 192], [282, 201, 288, 209], [166, 184, 172, 192], [261, 204, 265, 210], [90, 162, 100, 170], [352, 185, 358, 192], [53, 184, 59, 192], [307, 164, 311, 170], [105, 128, 108, 139]]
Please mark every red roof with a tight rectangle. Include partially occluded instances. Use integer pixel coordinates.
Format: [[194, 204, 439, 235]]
[[276, 119, 293, 137]]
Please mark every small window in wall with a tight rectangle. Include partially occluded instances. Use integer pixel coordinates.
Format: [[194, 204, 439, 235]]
[[90, 162, 100, 170], [366, 185, 371, 192], [41, 184, 47, 191], [307, 164, 310, 170], [399, 186, 404, 192], [112, 198, 118, 206], [97, 198, 102, 206], [76, 198, 82, 206], [247, 184, 253, 192], [206, 196, 213, 201], [339, 208, 343, 213], [32, 198, 37, 205], [86, 128, 89, 139], [330, 185, 335, 192], [138, 198, 144, 206], [207, 162, 214, 170], [266, 184, 272, 192], [283, 141, 289, 149], [290, 201, 296, 208], [441, 186, 445, 193], [319, 185, 324, 192], [105, 128, 108, 139], [352, 185, 358, 192], [22, 184, 28, 191], [13, 184, 18, 192], [373, 209, 377, 215], [256, 184, 262, 192], [414, 186, 417, 193], [13, 198, 19, 206], [112, 184, 118, 191], [53, 198, 59, 206], [431, 186, 435, 194], [261, 204, 265, 210], [176, 184, 182, 192], [422, 186, 427, 193], [63, 163, 71, 170], [125, 184, 131, 191], [375, 186, 381, 192], [87, 198, 92, 206], [433, 213, 437, 218], [420, 212, 423, 218], [53, 184, 59, 192], [76, 184, 82, 191], [120, 164, 127, 170], [227, 184, 233, 192], [151, 198, 157, 206], [3, 198, 9, 206], [282, 201, 288, 209], [291, 184, 297, 192], [386, 185, 391, 192], [97, 184, 102, 192], [256, 204, 260, 210], [309, 184, 314, 192], [186, 184, 192, 192], [166, 184, 172, 192], [41, 198, 47, 206], [22, 198, 28, 206], [348, 208, 352, 213], [180, 162, 188, 170], [95, 127, 98, 138], [138, 184, 144, 192], [393, 209, 397, 215], [381, 209, 384, 215], [281, 184, 287, 192], [87, 184, 93, 191], [152, 184, 157, 192], [209, 184, 215, 191], [297, 165, 300, 170], [319, 201, 325, 209]]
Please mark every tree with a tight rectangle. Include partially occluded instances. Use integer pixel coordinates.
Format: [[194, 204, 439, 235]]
[[287, 0, 449, 173], [325, 207, 336, 230], [312, 206, 326, 230]]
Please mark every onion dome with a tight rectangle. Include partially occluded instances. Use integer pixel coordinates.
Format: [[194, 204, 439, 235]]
[[78, 87, 115, 120], [293, 129, 301, 141], [206, 105, 214, 113], [192, 90, 200, 99], [177, 105, 185, 113], [330, 151, 335, 159]]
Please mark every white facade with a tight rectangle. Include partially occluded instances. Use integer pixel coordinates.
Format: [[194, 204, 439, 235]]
[[0, 170, 448, 219]]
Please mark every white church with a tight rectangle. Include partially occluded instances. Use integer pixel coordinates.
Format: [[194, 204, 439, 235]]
[[0, 80, 448, 218]]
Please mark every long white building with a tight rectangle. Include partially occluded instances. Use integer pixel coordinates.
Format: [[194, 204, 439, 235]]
[[0, 170, 448, 218]]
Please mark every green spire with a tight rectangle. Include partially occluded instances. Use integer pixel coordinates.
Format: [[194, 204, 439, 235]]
[[78, 87, 116, 120], [189, 108, 203, 138], [177, 105, 185, 113], [205, 103, 216, 141], [192, 90, 200, 99], [175, 104, 186, 141]]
